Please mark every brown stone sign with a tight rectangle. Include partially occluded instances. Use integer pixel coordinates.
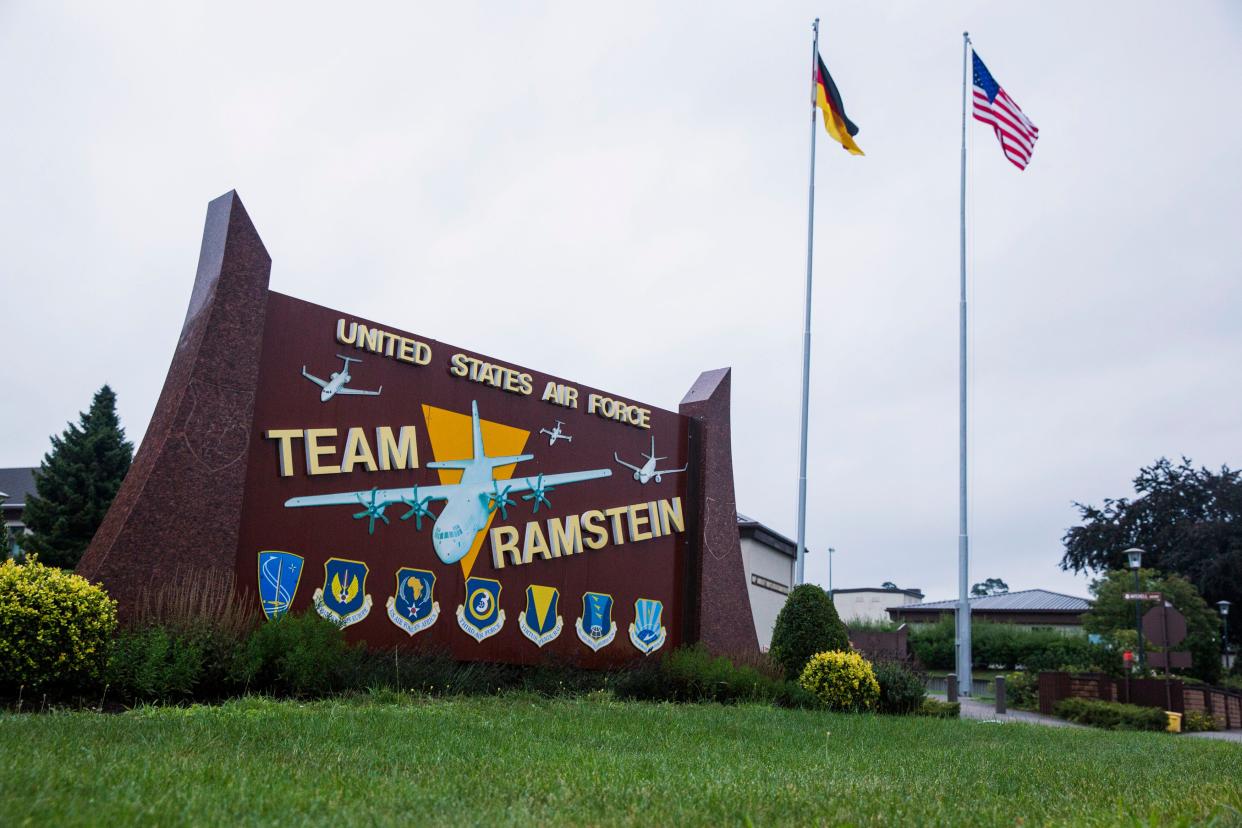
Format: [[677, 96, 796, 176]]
[[76, 191, 759, 665]]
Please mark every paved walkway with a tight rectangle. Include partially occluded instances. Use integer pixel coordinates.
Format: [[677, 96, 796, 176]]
[[1184, 729, 1242, 743], [932, 694, 1082, 728]]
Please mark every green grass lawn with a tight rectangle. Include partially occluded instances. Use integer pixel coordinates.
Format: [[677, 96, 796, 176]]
[[1, 694, 1239, 826]]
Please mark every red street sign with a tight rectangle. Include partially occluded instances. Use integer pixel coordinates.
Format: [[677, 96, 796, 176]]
[[1123, 650, 1133, 663], [1124, 592, 1162, 601]]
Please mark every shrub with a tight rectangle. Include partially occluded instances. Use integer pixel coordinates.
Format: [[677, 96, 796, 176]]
[[108, 627, 204, 701], [612, 645, 818, 708], [873, 661, 925, 714], [918, 697, 960, 718], [798, 651, 879, 712], [239, 610, 352, 697], [1052, 698, 1167, 731], [133, 567, 258, 698], [1004, 671, 1039, 710], [0, 558, 117, 692], [769, 585, 849, 680], [1183, 711, 1219, 733]]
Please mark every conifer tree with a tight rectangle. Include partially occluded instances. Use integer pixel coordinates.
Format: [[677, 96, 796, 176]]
[[23, 385, 134, 569]]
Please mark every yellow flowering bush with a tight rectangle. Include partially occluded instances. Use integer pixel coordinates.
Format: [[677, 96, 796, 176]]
[[798, 650, 880, 712], [0, 558, 117, 691]]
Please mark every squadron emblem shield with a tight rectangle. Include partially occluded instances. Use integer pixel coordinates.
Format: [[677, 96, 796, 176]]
[[628, 598, 667, 655], [518, 585, 563, 647], [575, 592, 616, 651], [313, 557, 373, 627], [457, 577, 504, 642], [386, 568, 439, 636], [257, 550, 304, 620]]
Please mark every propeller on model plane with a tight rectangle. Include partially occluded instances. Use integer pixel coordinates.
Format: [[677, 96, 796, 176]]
[[520, 474, 556, 513], [486, 481, 516, 520], [353, 488, 390, 535], [399, 489, 437, 530]]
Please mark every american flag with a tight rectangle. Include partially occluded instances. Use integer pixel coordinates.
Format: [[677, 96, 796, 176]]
[[972, 51, 1039, 170]]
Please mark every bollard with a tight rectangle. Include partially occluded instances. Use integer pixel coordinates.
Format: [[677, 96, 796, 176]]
[[995, 675, 1006, 714], [947, 673, 958, 703]]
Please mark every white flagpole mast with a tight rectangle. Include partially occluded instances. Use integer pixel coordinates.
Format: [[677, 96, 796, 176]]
[[794, 17, 820, 586], [956, 31, 974, 694]]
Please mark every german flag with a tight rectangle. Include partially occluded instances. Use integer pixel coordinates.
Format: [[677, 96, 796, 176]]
[[815, 52, 863, 155]]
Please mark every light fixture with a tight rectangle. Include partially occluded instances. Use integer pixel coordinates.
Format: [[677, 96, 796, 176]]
[[1125, 547, 1144, 570]]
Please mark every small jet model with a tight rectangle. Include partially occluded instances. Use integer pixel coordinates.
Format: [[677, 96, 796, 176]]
[[614, 436, 687, 485], [539, 420, 572, 446], [302, 355, 382, 402], [285, 401, 612, 565]]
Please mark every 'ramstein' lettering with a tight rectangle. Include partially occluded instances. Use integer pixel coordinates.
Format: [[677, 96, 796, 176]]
[[490, 497, 684, 569], [265, 426, 418, 477]]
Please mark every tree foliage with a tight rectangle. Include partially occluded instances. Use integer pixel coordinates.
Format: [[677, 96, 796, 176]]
[[23, 385, 133, 569], [1083, 569, 1221, 683], [1061, 458, 1241, 650], [769, 584, 849, 680], [971, 578, 1009, 597]]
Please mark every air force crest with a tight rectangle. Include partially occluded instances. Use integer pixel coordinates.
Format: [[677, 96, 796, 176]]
[[575, 592, 616, 651], [387, 568, 439, 636], [457, 577, 504, 642], [629, 598, 667, 655], [518, 585, 563, 647], [257, 550, 304, 620], [313, 557, 372, 627]]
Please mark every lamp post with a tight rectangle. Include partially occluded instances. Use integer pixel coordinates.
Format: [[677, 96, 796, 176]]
[[828, 547, 835, 598], [1126, 548, 1145, 673], [1219, 600, 1232, 671]]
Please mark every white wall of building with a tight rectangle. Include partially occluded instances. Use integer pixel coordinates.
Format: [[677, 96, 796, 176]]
[[740, 535, 794, 651], [834, 589, 922, 624]]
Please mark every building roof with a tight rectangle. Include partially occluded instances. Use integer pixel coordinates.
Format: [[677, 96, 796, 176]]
[[0, 467, 37, 509], [894, 588, 1091, 613], [737, 513, 807, 560], [831, 586, 924, 600]]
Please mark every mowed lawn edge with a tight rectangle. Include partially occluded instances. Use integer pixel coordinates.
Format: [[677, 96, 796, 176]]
[[1, 694, 1239, 827]]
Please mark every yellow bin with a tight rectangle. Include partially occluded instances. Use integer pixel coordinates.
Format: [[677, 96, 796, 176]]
[[1166, 712, 1183, 733]]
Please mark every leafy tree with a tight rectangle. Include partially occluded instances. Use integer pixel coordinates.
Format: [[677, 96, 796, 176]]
[[971, 578, 1009, 597], [1083, 569, 1221, 683], [769, 584, 849, 681], [23, 386, 133, 569], [1061, 458, 1241, 652], [880, 581, 898, 590]]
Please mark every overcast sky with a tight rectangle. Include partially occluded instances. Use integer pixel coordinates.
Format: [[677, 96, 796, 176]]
[[2, 2, 1239, 601]]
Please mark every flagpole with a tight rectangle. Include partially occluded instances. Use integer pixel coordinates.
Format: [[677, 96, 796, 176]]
[[956, 31, 973, 694], [794, 17, 820, 586]]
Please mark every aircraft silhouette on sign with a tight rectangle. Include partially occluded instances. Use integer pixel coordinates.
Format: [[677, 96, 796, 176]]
[[539, 420, 572, 446], [302, 355, 383, 402], [285, 401, 612, 565], [614, 436, 687, 484]]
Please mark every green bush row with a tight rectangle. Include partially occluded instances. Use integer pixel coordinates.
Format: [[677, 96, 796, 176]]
[[1182, 711, 1219, 733], [613, 645, 818, 708], [909, 618, 1120, 673], [1052, 698, 1168, 731], [917, 697, 959, 718]]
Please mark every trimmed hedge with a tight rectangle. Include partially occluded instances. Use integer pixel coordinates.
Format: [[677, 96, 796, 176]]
[[1053, 698, 1168, 731], [909, 618, 1120, 673], [769, 585, 849, 681]]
